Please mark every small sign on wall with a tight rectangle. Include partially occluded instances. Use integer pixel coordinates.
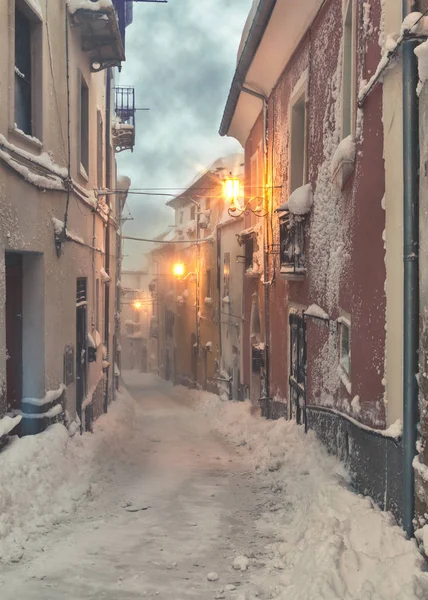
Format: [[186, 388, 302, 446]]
[[64, 345, 75, 385]]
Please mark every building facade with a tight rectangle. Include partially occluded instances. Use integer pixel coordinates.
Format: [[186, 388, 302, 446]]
[[220, 0, 418, 524], [0, 0, 134, 440], [150, 156, 244, 394]]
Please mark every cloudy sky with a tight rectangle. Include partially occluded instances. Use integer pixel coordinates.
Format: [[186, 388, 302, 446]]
[[117, 0, 252, 270]]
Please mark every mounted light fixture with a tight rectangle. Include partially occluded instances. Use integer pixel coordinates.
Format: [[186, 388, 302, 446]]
[[172, 262, 185, 277], [223, 176, 268, 218], [223, 177, 240, 208], [133, 301, 143, 310]]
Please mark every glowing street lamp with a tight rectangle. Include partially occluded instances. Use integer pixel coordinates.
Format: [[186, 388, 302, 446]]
[[133, 301, 142, 310], [173, 262, 185, 277], [223, 177, 240, 209]]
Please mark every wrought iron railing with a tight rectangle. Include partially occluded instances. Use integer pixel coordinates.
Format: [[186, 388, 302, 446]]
[[279, 213, 307, 276]]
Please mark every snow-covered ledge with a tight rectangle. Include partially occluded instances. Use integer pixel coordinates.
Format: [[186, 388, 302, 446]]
[[277, 183, 313, 215], [331, 136, 356, 190]]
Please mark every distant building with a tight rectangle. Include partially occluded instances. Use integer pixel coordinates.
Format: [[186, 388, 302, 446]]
[[150, 155, 244, 394]]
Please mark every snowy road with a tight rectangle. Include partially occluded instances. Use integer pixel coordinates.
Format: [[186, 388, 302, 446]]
[[0, 375, 265, 599], [1, 373, 428, 600]]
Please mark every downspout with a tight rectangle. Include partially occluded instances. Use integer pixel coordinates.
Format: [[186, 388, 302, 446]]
[[402, 0, 419, 537], [240, 85, 270, 402], [104, 68, 112, 413]]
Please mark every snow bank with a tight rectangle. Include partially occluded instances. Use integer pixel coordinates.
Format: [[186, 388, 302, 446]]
[[0, 387, 136, 564], [165, 384, 428, 599]]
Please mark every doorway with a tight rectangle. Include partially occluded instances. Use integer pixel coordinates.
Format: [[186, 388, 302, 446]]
[[5, 253, 23, 411], [289, 312, 306, 425], [76, 278, 88, 426]]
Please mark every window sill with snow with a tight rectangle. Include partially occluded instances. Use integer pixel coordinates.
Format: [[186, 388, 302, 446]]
[[277, 183, 312, 281], [330, 136, 356, 190]]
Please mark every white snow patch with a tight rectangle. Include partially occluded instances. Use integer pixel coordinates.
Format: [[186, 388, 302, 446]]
[[277, 183, 313, 215], [158, 382, 428, 599], [22, 384, 65, 407], [100, 267, 111, 283], [67, 0, 113, 14], [0, 387, 136, 563], [232, 555, 249, 571], [52, 217, 84, 245], [305, 303, 329, 320], [0, 416, 22, 438]]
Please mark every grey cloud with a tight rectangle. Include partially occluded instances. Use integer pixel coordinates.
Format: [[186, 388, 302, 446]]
[[117, 0, 251, 268]]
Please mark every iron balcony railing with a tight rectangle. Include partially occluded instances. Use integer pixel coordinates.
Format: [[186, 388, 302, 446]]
[[113, 86, 135, 152]]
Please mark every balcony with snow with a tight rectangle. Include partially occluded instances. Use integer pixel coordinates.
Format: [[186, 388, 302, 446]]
[[67, 0, 128, 72], [276, 183, 312, 280], [112, 86, 136, 153]]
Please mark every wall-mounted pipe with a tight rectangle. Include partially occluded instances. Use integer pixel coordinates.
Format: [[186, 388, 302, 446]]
[[402, 0, 420, 538], [239, 85, 271, 402]]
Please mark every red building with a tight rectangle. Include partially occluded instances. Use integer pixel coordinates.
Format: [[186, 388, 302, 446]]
[[220, 0, 403, 517]]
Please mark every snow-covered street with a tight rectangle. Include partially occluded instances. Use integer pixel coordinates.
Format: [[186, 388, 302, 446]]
[[1, 373, 428, 599]]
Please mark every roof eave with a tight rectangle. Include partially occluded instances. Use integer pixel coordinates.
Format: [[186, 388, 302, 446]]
[[219, 0, 277, 138]]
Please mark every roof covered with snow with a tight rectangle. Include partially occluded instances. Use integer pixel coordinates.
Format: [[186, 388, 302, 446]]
[[220, 0, 324, 145]]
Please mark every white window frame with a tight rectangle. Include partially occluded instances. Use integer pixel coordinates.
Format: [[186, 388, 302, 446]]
[[288, 71, 308, 195], [10, 0, 44, 147], [342, 0, 357, 139], [338, 310, 352, 392]]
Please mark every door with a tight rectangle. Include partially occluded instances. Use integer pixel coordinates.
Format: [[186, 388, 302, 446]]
[[5, 253, 23, 411], [289, 312, 306, 425], [251, 346, 263, 410], [190, 333, 197, 383], [76, 278, 88, 426], [202, 348, 207, 390]]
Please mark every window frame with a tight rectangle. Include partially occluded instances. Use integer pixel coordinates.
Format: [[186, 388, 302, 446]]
[[223, 252, 230, 298], [342, 0, 357, 139], [279, 212, 307, 277], [205, 268, 212, 298], [11, 0, 44, 146], [338, 312, 352, 381], [288, 72, 308, 196], [79, 71, 90, 178]]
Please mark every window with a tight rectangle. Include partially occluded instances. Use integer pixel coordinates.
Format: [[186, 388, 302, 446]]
[[250, 144, 262, 198], [289, 88, 307, 194], [97, 111, 103, 188], [339, 319, 351, 377], [244, 236, 254, 270], [280, 213, 306, 276], [15, 7, 32, 135], [205, 197, 211, 210], [179, 211, 183, 225], [190, 205, 196, 220], [205, 268, 211, 298], [95, 278, 100, 331], [223, 252, 230, 297], [80, 75, 89, 175], [342, 0, 356, 138]]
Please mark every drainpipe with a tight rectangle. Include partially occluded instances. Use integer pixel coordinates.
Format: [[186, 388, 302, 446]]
[[240, 85, 270, 402], [402, 0, 419, 538], [104, 68, 112, 413]]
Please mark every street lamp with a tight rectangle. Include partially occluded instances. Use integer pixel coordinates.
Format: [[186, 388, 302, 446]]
[[133, 301, 142, 310], [172, 262, 185, 277], [223, 176, 268, 218]]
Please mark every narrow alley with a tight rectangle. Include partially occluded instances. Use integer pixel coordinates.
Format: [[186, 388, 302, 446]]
[[1, 374, 427, 600], [0, 374, 266, 600]]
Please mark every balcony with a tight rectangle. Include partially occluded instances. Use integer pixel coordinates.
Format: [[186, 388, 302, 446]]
[[113, 86, 136, 152], [68, 0, 125, 72], [279, 213, 307, 280]]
